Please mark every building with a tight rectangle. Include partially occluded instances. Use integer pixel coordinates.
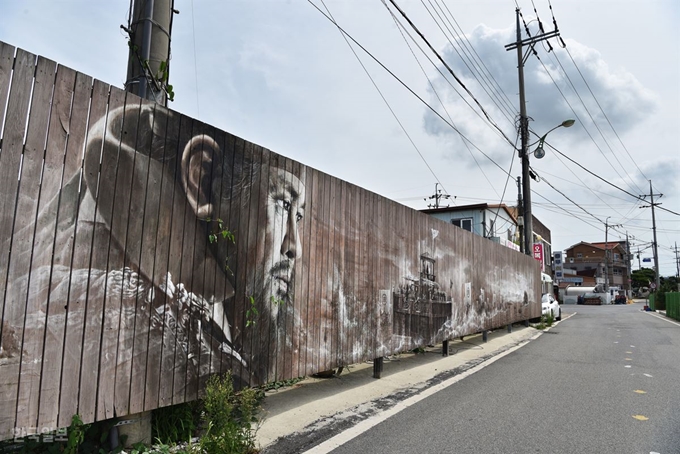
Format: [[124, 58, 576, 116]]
[[563, 241, 631, 294], [421, 203, 552, 272]]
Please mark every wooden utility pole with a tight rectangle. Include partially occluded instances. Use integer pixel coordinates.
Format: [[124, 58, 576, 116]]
[[124, 0, 176, 105]]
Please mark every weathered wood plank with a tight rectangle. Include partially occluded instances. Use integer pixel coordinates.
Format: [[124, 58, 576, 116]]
[[0, 52, 35, 408], [31, 65, 78, 430], [298, 164, 314, 378], [0, 42, 15, 139], [169, 116, 196, 405], [249, 145, 270, 384], [87, 86, 128, 421], [142, 104, 177, 411], [215, 132, 237, 379], [127, 100, 160, 416], [0, 52, 51, 437], [50, 70, 94, 429], [318, 172, 332, 372], [157, 111, 187, 408], [75, 79, 111, 424], [105, 94, 143, 419]]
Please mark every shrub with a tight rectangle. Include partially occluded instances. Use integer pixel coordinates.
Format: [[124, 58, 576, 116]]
[[199, 373, 261, 454]]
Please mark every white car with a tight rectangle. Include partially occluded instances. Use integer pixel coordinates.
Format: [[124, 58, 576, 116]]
[[542, 293, 561, 321]]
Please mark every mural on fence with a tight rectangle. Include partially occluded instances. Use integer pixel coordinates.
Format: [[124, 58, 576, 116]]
[[0, 42, 541, 440]]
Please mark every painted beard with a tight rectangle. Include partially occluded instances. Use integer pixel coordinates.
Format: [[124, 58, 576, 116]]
[[254, 260, 295, 324]]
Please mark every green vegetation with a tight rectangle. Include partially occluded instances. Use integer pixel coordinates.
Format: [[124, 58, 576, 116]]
[[199, 374, 261, 454], [532, 312, 555, 330], [3, 373, 263, 454]]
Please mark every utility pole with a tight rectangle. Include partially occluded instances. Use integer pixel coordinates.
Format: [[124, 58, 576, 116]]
[[425, 183, 452, 209], [516, 176, 524, 253], [674, 241, 679, 284], [603, 217, 621, 292], [640, 180, 662, 293], [123, 0, 176, 105], [505, 8, 560, 256], [626, 232, 632, 297]]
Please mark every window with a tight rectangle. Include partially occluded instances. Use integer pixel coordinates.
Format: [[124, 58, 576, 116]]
[[613, 253, 620, 260], [451, 218, 472, 232], [576, 253, 583, 258]]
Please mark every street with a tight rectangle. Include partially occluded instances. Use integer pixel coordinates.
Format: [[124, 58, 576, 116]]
[[315, 303, 680, 453]]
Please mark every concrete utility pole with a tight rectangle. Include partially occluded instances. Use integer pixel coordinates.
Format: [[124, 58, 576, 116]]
[[603, 217, 621, 292], [425, 183, 451, 209], [516, 176, 524, 253], [674, 242, 680, 284], [640, 180, 662, 293], [505, 8, 560, 256], [626, 232, 632, 297], [124, 0, 176, 105]]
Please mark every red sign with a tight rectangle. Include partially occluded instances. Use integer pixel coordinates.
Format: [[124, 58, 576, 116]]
[[533, 243, 544, 270]]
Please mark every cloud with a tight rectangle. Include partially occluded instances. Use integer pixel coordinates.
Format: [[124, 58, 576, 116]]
[[422, 23, 659, 168]]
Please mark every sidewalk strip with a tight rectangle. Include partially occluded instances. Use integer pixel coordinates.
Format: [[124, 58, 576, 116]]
[[302, 336, 538, 454]]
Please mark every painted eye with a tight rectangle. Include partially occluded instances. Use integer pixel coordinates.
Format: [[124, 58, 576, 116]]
[[295, 213, 303, 222], [282, 200, 291, 211]]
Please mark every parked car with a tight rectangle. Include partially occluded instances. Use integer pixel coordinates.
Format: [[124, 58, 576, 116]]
[[542, 293, 561, 321]]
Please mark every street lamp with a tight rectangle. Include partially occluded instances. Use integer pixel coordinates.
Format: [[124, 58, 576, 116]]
[[532, 120, 575, 159], [520, 119, 575, 256]]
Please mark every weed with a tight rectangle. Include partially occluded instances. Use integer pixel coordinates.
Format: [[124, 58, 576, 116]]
[[199, 373, 262, 454], [260, 376, 305, 392], [152, 401, 199, 445]]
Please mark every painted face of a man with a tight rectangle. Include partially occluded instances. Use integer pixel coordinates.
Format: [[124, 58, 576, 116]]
[[259, 168, 305, 306]]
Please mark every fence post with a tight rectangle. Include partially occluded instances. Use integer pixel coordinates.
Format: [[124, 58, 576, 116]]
[[373, 357, 384, 379]]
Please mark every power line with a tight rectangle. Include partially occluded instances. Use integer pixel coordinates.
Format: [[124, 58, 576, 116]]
[[386, 0, 516, 147], [382, 0, 502, 198], [420, 0, 517, 124], [318, 0, 451, 196], [308, 0, 514, 178]]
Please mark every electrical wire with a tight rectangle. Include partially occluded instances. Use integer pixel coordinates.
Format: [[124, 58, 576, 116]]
[[381, 0, 501, 199], [318, 0, 452, 196], [307, 0, 515, 178], [434, 0, 518, 116], [421, 0, 517, 124], [386, 0, 516, 148]]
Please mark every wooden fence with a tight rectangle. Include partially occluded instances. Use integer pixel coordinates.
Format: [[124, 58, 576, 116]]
[[0, 41, 541, 440]]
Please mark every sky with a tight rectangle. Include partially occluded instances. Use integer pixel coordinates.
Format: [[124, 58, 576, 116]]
[[1, 0, 678, 277]]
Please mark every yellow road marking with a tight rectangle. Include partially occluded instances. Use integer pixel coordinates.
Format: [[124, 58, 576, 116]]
[[625, 358, 632, 361], [634, 390, 646, 394], [632, 415, 648, 421], [626, 351, 632, 354]]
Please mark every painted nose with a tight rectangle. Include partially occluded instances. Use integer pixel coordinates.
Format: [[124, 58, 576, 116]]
[[281, 211, 301, 260]]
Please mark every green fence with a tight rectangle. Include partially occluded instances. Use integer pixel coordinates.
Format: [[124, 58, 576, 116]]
[[666, 293, 680, 321]]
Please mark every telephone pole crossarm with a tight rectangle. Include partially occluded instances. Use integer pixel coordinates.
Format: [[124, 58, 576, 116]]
[[505, 7, 561, 256]]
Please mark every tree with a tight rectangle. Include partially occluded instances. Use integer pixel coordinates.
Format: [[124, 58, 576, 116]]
[[631, 267, 655, 289]]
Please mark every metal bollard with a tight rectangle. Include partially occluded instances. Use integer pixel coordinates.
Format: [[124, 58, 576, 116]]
[[507, 323, 512, 333], [442, 339, 449, 357], [482, 330, 488, 342]]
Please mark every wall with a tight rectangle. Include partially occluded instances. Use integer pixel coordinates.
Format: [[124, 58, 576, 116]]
[[0, 42, 541, 440]]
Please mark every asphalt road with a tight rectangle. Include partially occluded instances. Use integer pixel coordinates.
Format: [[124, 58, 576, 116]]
[[327, 303, 680, 454]]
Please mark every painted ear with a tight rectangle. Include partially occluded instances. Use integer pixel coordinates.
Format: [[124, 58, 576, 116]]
[[181, 134, 221, 219]]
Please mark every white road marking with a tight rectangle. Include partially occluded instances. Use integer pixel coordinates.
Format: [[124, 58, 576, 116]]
[[302, 337, 538, 454], [625, 365, 632, 368], [644, 373, 653, 378], [643, 311, 680, 327]]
